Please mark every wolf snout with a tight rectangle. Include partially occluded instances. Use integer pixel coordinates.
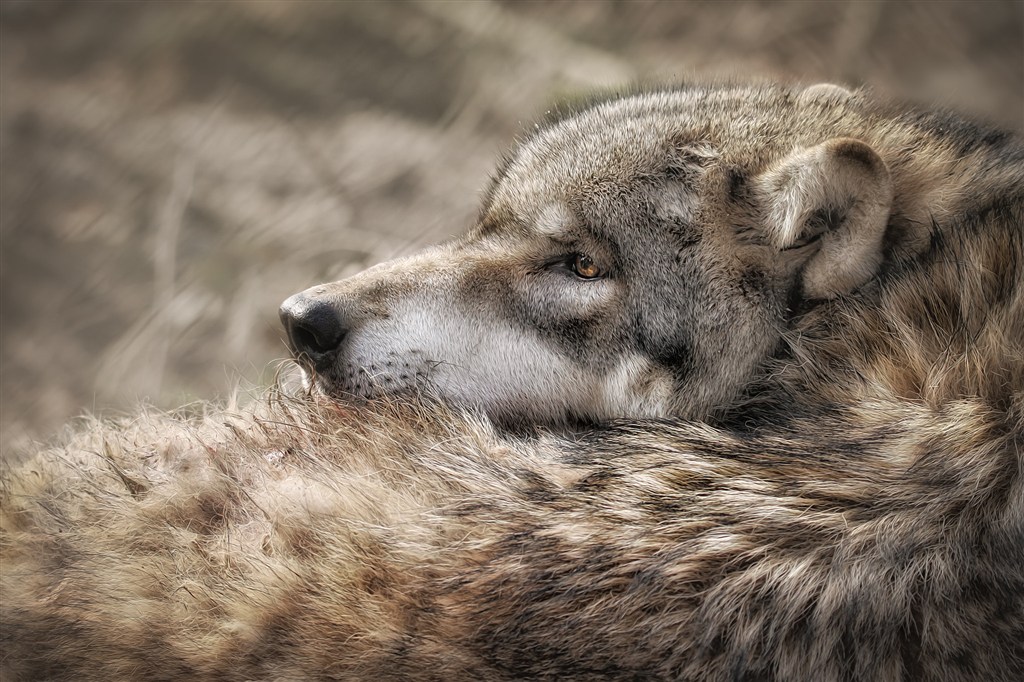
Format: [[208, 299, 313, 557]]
[[279, 293, 346, 360]]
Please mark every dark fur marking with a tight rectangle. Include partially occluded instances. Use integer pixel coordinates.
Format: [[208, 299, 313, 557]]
[[910, 108, 1015, 156], [727, 166, 748, 200], [631, 307, 695, 382]]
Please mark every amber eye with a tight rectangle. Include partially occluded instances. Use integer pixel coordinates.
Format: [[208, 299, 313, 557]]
[[571, 254, 602, 279]]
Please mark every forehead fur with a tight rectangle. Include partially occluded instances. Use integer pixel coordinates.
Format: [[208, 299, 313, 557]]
[[484, 83, 873, 215]]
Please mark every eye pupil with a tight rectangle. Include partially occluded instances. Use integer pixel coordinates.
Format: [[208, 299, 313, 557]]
[[573, 254, 601, 278]]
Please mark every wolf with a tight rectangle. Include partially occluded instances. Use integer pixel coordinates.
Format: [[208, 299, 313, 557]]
[[280, 81, 1022, 431], [3, 82, 1023, 680]]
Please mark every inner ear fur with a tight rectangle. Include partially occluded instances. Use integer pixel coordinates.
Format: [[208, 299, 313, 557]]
[[756, 137, 893, 299]]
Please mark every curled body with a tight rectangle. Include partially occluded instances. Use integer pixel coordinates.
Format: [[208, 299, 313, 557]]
[[3, 82, 1024, 679]]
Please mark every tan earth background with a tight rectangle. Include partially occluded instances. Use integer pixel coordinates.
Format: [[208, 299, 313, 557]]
[[2, 0, 1022, 456]]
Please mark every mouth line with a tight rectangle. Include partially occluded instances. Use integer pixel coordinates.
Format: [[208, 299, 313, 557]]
[[297, 361, 440, 402]]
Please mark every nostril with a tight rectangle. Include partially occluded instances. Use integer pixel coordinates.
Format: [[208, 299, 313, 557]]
[[279, 294, 346, 357], [291, 319, 341, 355]]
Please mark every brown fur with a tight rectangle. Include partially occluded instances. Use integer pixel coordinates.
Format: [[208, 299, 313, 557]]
[[3, 83, 1023, 679]]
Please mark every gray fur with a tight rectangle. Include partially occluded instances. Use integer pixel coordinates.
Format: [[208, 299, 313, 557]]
[[4, 82, 1023, 680]]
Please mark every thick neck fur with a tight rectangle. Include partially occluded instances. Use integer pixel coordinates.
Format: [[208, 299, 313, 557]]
[[727, 179, 1024, 431]]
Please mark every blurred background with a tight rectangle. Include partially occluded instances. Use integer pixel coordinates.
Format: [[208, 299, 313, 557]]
[[2, 0, 1022, 454]]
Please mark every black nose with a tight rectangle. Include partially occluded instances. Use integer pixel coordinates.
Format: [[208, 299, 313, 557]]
[[279, 293, 346, 358]]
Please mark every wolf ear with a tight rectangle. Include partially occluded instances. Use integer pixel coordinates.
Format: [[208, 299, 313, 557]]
[[756, 137, 893, 299]]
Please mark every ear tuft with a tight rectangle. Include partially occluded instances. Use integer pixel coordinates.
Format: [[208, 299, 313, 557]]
[[798, 83, 854, 105], [757, 137, 893, 299]]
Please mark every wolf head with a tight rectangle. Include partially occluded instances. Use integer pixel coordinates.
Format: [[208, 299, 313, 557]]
[[281, 83, 897, 427]]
